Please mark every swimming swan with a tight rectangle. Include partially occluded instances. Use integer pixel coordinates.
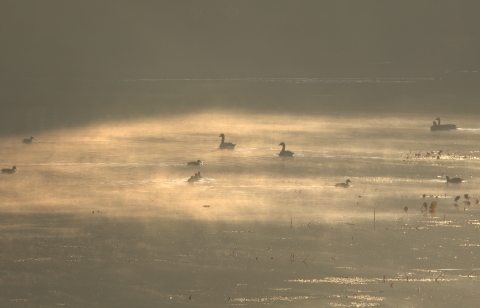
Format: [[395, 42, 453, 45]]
[[187, 160, 203, 166], [278, 142, 294, 157], [219, 134, 236, 149], [430, 118, 458, 131], [335, 179, 352, 188]]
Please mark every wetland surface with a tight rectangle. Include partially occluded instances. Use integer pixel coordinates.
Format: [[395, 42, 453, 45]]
[[1, 113, 480, 307]]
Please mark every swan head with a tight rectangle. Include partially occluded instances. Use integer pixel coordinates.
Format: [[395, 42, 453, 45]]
[[197, 160, 203, 164], [278, 142, 285, 146], [219, 133, 225, 138], [12, 166, 17, 170], [346, 179, 352, 184], [435, 117, 441, 121]]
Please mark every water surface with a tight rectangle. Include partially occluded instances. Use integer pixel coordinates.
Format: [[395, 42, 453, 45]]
[[1, 112, 480, 307]]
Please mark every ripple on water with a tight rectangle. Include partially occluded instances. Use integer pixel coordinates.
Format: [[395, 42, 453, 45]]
[[229, 295, 314, 303]]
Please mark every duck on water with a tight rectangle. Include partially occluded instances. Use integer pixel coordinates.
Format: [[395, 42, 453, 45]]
[[446, 176, 463, 183], [1, 166, 17, 174], [278, 142, 294, 157], [187, 160, 203, 166], [430, 118, 458, 131], [23, 136, 34, 144], [219, 134, 236, 149], [335, 179, 352, 188]]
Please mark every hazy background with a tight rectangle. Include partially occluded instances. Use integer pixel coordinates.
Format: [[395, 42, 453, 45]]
[[1, 0, 479, 134], [2, 3, 480, 306]]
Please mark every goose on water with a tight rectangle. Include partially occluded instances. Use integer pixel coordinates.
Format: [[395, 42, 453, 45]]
[[430, 118, 458, 131], [446, 176, 463, 183], [187, 160, 203, 166], [219, 134, 236, 149], [1, 166, 17, 174], [23, 136, 34, 144], [278, 142, 294, 157], [335, 179, 352, 188]]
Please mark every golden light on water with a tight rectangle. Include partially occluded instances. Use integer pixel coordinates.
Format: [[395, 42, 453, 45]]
[[1, 112, 479, 222]]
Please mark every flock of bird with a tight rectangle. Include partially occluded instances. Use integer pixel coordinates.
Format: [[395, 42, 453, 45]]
[[187, 133, 353, 187], [1, 118, 464, 190]]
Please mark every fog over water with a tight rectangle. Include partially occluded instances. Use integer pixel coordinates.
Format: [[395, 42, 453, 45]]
[[1, 1, 480, 307]]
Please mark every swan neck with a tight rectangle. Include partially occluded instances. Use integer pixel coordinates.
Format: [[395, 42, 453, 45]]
[[281, 144, 286, 151], [220, 135, 225, 144]]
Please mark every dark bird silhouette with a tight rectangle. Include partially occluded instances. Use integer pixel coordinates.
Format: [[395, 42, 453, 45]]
[[335, 179, 352, 188], [421, 202, 428, 213], [446, 176, 463, 183], [454, 196, 461, 202], [22, 136, 34, 144], [219, 134, 236, 149], [404, 206, 408, 213], [430, 118, 458, 131], [197, 172, 202, 179], [464, 194, 470, 200], [1, 166, 17, 174], [278, 142, 294, 157], [187, 176, 195, 183], [187, 160, 203, 166]]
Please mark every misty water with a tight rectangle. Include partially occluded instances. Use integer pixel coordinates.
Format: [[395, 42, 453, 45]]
[[2, 111, 480, 307]]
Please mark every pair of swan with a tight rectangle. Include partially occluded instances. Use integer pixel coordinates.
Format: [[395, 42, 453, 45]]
[[430, 118, 458, 131], [1, 166, 17, 174], [218, 134, 295, 157]]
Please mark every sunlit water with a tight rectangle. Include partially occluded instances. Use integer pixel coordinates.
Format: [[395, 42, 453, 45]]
[[1, 113, 480, 307]]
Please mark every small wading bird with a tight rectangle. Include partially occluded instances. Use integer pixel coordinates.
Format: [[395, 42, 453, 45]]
[[187, 160, 203, 166], [454, 196, 461, 202], [1, 166, 17, 174], [23, 136, 34, 144], [218, 134, 236, 149], [335, 179, 352, 188], [446, 176, 463, 184], [430, 117, 458, 131], [464, 194, 470, 200], [278, 142, 294, 157]]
